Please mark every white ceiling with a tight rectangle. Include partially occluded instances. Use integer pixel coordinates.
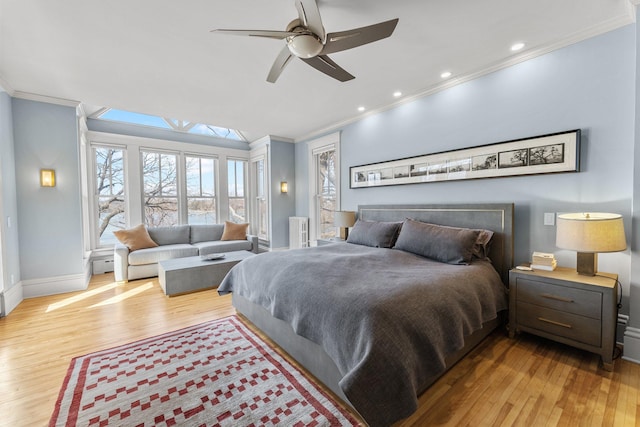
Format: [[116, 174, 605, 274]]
[[0, 0, 635, 142]]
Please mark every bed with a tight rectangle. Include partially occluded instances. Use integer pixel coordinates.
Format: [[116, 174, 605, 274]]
[[218, 203, 514, 426]]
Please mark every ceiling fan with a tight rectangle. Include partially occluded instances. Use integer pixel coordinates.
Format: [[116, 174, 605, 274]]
[[211, 0, 399, 83]]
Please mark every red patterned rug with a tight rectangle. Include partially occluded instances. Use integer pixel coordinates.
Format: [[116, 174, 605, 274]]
[[50, 316, 360, 426]]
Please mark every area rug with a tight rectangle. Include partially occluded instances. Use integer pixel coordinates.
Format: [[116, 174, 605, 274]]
[[50, 316, 360, 426]]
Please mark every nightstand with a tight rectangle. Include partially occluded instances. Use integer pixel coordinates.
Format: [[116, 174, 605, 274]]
[[509, 267, 618, 371]]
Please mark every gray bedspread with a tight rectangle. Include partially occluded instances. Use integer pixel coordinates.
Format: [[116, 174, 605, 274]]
[[218, 243, 507, 426]]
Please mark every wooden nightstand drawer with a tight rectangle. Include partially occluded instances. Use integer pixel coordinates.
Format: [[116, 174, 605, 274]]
[[516, 302, 601, 347], [509, 267, 618, 371], [516, 278, 602, 319]]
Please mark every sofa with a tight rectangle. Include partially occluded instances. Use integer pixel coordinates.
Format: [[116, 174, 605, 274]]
[[114, 224, 258, 282]]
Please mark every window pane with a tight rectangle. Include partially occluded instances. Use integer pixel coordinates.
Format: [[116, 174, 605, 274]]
[[94, 147, 126, 246], [188, 198, 216, 224], [229, 198, 245, 223], [160, 154, 177, 196], [186, 157, 201, 197], [257, 198, 267, 240], [97, 197, 126, 245], [316, 149, 337, 239], [144, 197, 178, 227], [200, 158, 215, 196], [319, 195, 336, 239], [99, 109, 172, 129], [143, 151, 178, 226]]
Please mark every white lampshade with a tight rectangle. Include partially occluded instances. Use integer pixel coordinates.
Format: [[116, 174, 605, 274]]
[[556, 212, 626, 275], [334, 211, 356, 228], [556, 213, 626, 252]]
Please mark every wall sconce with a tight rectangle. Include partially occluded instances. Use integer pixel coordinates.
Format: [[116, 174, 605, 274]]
[[280, 181, 288, 194], [556, 212, 626, 276], [40, 169, 56, 187], [334, 210, 356, 240]]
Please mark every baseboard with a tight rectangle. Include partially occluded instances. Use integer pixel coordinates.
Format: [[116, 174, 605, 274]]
[[22, 271, 90, 298], [2, 282, 24, 315], [622, 326, 640, 364]]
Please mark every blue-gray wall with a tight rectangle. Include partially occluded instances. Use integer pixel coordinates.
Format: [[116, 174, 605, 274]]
[[12, 99, 84, 280], [270, 140, 296, 249], [0, 91, 20, 292], [296, 25, 635, 313]]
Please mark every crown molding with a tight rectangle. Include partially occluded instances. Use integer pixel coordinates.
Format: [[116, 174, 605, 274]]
[[0, 75, 15, 96], [12, 91, 80, 108]]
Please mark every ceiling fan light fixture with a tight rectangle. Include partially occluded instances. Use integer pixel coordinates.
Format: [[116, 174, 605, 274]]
[[287, 34, 323, 58]]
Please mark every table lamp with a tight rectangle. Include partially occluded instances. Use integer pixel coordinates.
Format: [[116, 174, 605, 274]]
[[334, 211, 356, 240], [556, 212, 626, 276]]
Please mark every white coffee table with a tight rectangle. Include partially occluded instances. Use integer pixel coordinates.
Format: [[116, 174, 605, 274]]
[[158, 251, 255, 296]]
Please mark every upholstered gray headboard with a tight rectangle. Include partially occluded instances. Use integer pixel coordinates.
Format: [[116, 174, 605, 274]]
[[358, 204, 514, 285]]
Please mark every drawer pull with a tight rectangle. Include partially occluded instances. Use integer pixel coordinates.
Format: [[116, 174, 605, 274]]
[[540, 293, 574, 303], [538, 317, 573, 329]]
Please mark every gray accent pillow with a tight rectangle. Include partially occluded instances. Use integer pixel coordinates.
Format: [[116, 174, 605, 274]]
[[346, 220, 402, 248], [473, 229, 494, 260], [394, 218, 481, 265]]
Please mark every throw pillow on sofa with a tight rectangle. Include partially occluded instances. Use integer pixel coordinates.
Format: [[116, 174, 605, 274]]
[[221, 221, 249, 241], [113, 224, 158, 251]]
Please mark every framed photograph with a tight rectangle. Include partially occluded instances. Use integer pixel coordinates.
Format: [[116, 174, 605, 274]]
[[350, 129, 580, 188]]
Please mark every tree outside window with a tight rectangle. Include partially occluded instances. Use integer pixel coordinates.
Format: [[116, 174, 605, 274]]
[[317, 150, 336, 239], [142, 151, 178, 227], [95, 147, 125, 246]]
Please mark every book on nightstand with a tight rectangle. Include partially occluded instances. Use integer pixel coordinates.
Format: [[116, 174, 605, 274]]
[[531, 251, 557, 271]]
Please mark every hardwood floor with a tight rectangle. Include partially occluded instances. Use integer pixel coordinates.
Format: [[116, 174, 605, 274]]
[[1, 273, 639, 426]]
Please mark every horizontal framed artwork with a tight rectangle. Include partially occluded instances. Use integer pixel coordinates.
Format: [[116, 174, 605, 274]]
[[350, 129, 581, 188]]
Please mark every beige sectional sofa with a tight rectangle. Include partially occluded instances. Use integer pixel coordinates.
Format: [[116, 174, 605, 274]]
[[114, 224, 258, 282]]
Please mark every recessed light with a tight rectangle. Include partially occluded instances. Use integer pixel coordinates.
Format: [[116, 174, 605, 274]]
[[393, 91, 402, 98], [358, 106, 365, 112], [511, 42, 525, 51], [440, 71, 452, 79]]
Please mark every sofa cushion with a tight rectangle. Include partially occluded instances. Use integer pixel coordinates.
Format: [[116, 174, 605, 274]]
[[221, 221, 249, 241], [128, 244, 198, 266], [113, 224, 158, 251], [194, 240, 252, 256], [148, 225, 190, 246], [190, 224, 225, 243]]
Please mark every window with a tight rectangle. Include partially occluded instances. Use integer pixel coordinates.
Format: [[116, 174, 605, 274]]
[[316, 150, 337, 239], [254, 158, 268, 240], [308, 133, 340, 242], [94, 146, 126, 246], [228, 159, 247, 223], [95, 108, 245, 141], [142, 151, 178, 227], [186, 156, 217, 224]]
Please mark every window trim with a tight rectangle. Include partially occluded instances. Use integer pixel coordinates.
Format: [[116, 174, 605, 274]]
[[250, 145, 269, 243], [307, 132, 341, 243]]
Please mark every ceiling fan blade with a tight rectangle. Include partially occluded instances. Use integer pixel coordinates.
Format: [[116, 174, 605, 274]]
[[267, 46, 294, 83], [321, 18, 399, 55], [295, 0, 325, 40], [211, 29, 296, 40], [302, 55, 355, 82]]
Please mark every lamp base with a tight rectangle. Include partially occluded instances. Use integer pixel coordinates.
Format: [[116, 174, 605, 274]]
[[576, 252, 597, 276]]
